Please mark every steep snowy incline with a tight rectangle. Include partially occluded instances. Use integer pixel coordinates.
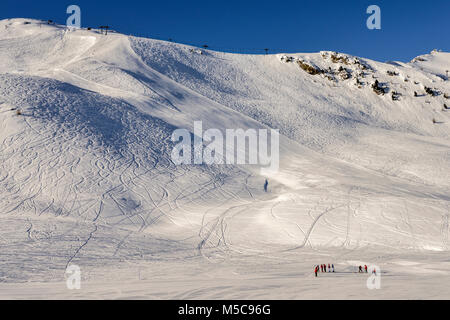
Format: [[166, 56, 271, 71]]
[[130, 39, 450, 140], [0, 19, 449, 297], [130, 38, 450, 186]]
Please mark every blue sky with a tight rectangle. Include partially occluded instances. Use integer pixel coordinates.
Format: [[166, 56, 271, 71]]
[[1, 0, 448, 62]]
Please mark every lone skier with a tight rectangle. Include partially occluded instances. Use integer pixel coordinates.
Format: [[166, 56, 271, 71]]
[[264, 179, 268, 192]]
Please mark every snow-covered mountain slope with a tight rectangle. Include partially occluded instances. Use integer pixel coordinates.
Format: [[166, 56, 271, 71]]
[[0, 18, 449, 298]]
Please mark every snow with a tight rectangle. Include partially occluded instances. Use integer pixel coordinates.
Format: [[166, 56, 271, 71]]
[[0, 18, 449, 299]]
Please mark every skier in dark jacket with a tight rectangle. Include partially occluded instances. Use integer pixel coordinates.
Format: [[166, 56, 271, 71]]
[[264, 179, 268, 192]]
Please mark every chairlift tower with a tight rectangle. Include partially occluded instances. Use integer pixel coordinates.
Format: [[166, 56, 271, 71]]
[[99, 26, 110, 35]]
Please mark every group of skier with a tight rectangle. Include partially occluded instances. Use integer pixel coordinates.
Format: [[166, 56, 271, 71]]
[[314, 263, 334, 277], [314, 264, 377, 277], [359, 265, 377, 275]]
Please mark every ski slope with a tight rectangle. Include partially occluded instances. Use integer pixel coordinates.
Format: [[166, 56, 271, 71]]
[[0, 18, 449, 299]]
